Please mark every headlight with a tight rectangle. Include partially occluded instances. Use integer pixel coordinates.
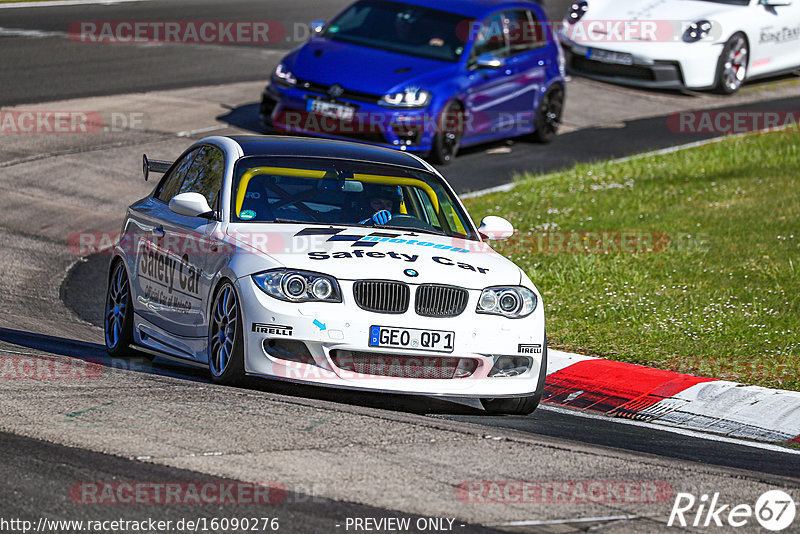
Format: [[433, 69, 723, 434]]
[[477, 286, 537, 318], [380, 88, 431, 108], [273, 63, 297, 86], [683, 20, 712, 43], [566, 1, 588, 24], [252, 269, 341, 302]]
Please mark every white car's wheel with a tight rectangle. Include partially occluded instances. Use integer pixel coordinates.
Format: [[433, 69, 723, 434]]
[[716, 33, 748, 94], [104, 260, 135, 358], [208, 281, 245, 385]]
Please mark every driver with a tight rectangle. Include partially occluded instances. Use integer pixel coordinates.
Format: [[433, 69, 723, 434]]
[[359, 185, 403, 225]]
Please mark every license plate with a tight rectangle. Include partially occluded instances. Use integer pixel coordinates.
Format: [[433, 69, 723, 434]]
[[587, 48, 633, 65], [369, 326, 455, 353], [307, 99, 355, 121]]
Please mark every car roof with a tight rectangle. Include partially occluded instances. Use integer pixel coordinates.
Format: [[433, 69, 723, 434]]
[[387, 0, 539, 18], [227, 135, 431, 171]]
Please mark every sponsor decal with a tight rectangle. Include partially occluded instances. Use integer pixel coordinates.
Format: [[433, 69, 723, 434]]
[[760, 25, 800, 44], [307, 251, 490, 273], [137, 242, 202, 313], [294, 227, 471, 253], [252, 323, 293, 336], [518, 344, 542, 354]]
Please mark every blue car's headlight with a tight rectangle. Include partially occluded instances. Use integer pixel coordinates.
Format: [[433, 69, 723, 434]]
[[477, 286, 537, 318], [252, 269, 341, 302], [380, 88, 431, 108], [566, 1, 588, 24], [683, 20, 712, 43], [273, 63, 297, 86]]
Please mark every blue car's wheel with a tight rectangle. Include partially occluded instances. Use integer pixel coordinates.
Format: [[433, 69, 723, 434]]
[[430, 102, 464, 166], [530, 84, 563, 144], [209, 281, 245, 384], [104, 260, 135, 358]]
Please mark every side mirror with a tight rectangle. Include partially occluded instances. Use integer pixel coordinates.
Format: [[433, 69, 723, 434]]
[[169, 192, 214, 219], [309, 20, 326, 34], [478, 216, 514, 240], [474, 53, 505, 69]]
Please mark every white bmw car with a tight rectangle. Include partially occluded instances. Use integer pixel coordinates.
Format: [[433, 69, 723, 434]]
[[558, 0, 800, 93], [105, 136, 546, 414]]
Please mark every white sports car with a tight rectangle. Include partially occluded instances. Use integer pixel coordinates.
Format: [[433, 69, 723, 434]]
[[558, 0, 800, 93], [105, 136, 546, 414]]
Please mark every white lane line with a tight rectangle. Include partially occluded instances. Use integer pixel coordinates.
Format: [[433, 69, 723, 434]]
[[176, 125, 229, 138], [540, 404, 800, 455], [0, 0, 145, 9], [0, 27, 65, 38], [461, 125, 781, 199], [494, 515, 637, 527]]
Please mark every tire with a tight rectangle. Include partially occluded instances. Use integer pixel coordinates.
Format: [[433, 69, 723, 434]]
[[715, 33, 748, 95], [104, 260, 135, 358], [530, 84, 564, 144], [481, 338, 548, 415], [429, 102, 464, 166], [208, 281, 245, 385]]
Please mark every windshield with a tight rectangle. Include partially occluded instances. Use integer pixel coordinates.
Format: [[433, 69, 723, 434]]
[[230, 156, 478, 240], [321, 0, 471, 62]]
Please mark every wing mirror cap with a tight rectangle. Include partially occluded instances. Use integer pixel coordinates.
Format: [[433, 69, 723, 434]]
[[310, 20, 326, 34], [169, 192, 214, 219], [474, 53, 506, 69], [478, 216, 515, 240]]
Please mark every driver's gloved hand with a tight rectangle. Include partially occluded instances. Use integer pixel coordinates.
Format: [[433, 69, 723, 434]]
[[360, 210, 392, 225]]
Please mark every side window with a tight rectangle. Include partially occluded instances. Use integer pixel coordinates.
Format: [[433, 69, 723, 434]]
[[155, 148, 200, 203], [505, 10, 545, 54], [470, 12, 508, 60], [176, 145, 225, 208]]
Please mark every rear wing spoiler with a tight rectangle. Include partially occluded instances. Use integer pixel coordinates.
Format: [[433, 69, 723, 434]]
[[142, 154, 173, 181]]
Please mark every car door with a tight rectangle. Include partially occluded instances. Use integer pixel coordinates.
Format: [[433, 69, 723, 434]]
[[748, 0, 800, 76], [501, 9, 550, 134], [129, 146, 201, 333], [130, 145, 225, 341], [462, 11, 517, 137]]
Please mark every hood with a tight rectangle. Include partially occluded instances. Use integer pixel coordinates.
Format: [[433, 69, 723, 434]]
[[226, 223, 522, 290], [567, 0, 730, 42], [287, 37, 458, 95]]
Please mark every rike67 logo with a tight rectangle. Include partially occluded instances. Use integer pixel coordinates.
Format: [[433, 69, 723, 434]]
[[668, 490, 796, 531]]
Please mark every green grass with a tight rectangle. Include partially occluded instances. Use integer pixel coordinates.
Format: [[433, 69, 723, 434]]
[[466, 129, 800, 390]]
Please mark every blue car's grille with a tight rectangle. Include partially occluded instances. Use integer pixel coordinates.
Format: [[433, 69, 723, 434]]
[[296, 79, 381, 104]]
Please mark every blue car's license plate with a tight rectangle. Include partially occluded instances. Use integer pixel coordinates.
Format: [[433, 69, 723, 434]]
[[306, 98, 355, 121], [369, 326, 454, 353]]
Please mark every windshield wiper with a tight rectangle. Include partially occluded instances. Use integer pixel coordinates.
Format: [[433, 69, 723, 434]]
[[377, 225, 447, 237]]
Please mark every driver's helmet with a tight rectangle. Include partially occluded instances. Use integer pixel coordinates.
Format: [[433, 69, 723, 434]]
[[367, 184, 403, 213]]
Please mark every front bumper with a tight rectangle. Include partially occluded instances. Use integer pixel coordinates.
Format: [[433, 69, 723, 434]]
[[559, 37, 722, 90], [235, 276, 546, 398], [261, 83, 435, 154]]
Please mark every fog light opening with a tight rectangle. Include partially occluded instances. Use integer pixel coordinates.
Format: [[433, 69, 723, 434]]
[[262, 339, 316, 366], [488, 355, 532, 377]]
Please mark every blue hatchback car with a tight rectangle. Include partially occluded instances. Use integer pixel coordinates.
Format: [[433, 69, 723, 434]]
[[260, 0, 566, 165]]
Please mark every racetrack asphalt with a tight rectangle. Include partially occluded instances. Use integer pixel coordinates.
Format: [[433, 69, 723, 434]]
[[2, 0, 800, 531]]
